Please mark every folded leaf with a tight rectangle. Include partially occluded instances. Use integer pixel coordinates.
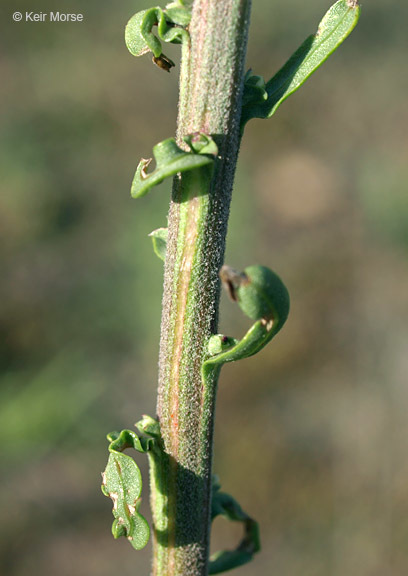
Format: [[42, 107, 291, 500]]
[[209, 477, 261, 574], [204, 265, 290, 375], [125, 5, 190, 61], [131, 135, 217, 199]]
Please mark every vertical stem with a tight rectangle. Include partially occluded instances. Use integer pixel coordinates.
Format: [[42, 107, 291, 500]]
[[150, 1, 252, 575]]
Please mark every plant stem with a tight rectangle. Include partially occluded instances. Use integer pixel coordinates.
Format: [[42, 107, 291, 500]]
[[150, 1, 252, 575]]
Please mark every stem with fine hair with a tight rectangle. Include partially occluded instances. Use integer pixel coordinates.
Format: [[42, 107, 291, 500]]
[[155, 2, 252, 574]]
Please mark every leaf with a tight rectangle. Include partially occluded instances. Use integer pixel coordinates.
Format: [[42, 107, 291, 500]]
[[209, 477, 261, 574], [101, 451, 150, 550], [125, 5, 190, 61], [164, 6, 192, 27], [125, 10, 151, 57], [131, 135, 217, 199], [135, 414, 162, 438], [102, 418, 161, 551], [242, 69, 268, 107], [149, 228, 168, 261], [107, 428, 155, 454], [204, 265, 290, 373], [183, 132, 219, 156], [230, 265, 290, 324], [241, 0, 360, 127], [209, 550, 254, 575]]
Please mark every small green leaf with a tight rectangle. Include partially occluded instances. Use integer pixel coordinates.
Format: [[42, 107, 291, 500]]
[[204, 265, 289, 369], [101, 451, 150, 550], [107, 428, 155, 454], [209, 477, 261, 574], [125, 5, 190, 63], [149, 228, 168, 261], [102, 418, 161, 551], [207, 335, 238, 356], [125, 10, 151, 57], [183, 132, 219, 156], [131, 135, 217, 199], [164, 6, 191, 27], [141, 9, 169, 58], [241, 0, 360, 127], [231, 265, 290, 324], [135, 414, 162, 438], [242, 69, 268, 107]]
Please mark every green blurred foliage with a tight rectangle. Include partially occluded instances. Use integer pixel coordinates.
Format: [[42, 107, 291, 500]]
[[1, 1, 408, 575]]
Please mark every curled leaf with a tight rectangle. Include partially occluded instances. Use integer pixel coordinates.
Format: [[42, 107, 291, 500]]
[[204, 265, 289, 374], [131, 135, 217, 199], [241, 0, 360, 127], [125, 4, 191, 63], [224, 264, 290, 324], [209, 476, 260, 574], [183, 132, 219, 156], [107, 428, 155, 454]]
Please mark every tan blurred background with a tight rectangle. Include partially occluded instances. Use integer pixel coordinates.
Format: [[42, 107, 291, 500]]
[[1, 1, 407, 574]]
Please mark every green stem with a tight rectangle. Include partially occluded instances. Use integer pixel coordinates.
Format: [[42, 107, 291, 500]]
[[151, 1, 252, 574]]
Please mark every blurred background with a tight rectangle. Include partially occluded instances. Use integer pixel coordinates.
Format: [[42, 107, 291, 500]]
[[1, 0, 407, 574]]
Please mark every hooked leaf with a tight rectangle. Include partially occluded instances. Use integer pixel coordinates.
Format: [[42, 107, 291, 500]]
[[234, 265, 290, 325], [131, 136, 217, 199], [125, 5, 190, 62], [203, 265, 290, 372], [209, 477, 260, 574]]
